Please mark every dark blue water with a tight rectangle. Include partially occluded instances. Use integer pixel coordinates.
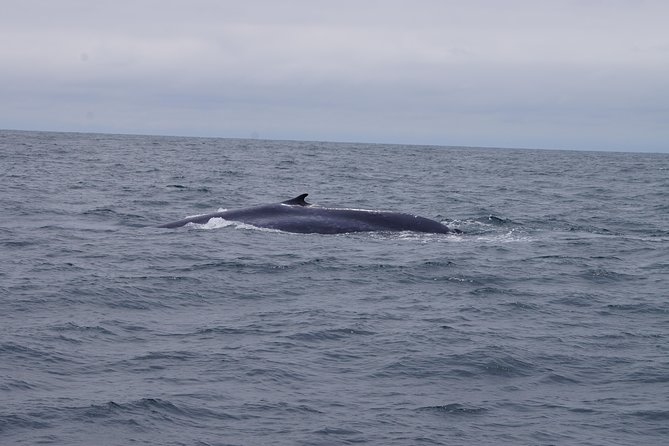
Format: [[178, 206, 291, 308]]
[[1, 130, 668, 445]]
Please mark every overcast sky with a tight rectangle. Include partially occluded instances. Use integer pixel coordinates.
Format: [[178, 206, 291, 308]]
[[2, 0, 668, 152]]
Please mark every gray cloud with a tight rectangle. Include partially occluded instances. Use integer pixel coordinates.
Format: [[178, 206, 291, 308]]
[[2, 0, 668, 151]]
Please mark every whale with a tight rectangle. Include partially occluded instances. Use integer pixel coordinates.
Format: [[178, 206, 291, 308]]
[[158, 194, 460, 234]]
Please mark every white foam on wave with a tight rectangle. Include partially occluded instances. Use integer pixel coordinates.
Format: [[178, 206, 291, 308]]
[[186, 217, 235, 230], [187, 218, 282, 232], [365, 230, 460, 243], [469, 228, 534, 243]]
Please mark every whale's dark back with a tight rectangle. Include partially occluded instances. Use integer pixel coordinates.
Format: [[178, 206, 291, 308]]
[[159, 194, 458, 234]]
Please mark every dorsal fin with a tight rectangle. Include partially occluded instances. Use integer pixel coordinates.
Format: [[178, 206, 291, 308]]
[[281, 193, 310, 206]]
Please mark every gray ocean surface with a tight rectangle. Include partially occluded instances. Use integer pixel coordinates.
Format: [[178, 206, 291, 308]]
[[1, 130, 668, 446]]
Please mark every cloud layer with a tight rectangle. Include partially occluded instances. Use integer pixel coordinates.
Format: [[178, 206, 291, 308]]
[[2, 0, 668, 151]]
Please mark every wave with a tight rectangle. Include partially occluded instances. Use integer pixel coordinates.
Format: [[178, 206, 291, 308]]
[[286, 327, 376, 342], [417, 403, 488, 416], [374, 350, 537, 379], [0, 414, 51, 434]]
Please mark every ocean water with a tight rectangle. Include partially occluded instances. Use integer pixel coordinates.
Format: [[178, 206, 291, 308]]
[[1, 130, 668, 445]]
